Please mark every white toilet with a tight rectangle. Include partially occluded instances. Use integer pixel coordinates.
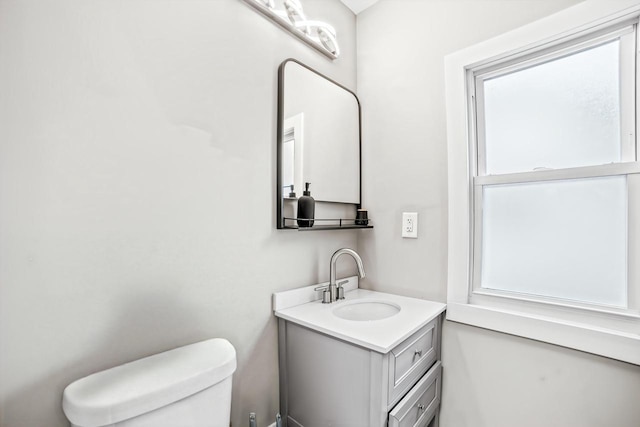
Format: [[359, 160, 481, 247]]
[[62, 338, 236, 427]]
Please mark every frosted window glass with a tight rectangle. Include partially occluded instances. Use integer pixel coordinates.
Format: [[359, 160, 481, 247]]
[[483, 41, 621, 174], [481, 176, 627, 307]]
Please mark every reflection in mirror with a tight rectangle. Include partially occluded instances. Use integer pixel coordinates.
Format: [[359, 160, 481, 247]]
[[283, 61, 359, 203], [282, 113, 304, 199], [277, 59, 365, 230]]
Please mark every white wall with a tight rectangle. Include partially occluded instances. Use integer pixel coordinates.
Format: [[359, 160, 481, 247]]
[[0, 1, 359, 426], [356, 1, 640, 426]]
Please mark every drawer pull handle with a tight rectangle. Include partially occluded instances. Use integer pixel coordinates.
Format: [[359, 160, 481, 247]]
[[417, 404, 425, 412], [414, 349, 423, 357]]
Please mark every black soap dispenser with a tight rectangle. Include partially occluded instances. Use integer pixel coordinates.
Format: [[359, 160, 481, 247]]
[[297, 182, 315, 228]]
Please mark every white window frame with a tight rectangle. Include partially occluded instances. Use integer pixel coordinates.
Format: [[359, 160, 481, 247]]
[[445, 0, 640, 365]]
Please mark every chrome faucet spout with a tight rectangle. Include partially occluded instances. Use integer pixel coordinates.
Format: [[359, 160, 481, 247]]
[[327, 248, 366, 303]]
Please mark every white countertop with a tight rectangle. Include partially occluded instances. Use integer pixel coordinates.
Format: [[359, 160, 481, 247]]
[[274, 287, 446, 354]]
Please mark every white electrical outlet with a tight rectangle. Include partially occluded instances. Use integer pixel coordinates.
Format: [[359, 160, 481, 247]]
[[402, 212, 418, 238]]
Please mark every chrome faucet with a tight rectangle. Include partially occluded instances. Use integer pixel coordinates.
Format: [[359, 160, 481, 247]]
[[317, 248, 366, 303]]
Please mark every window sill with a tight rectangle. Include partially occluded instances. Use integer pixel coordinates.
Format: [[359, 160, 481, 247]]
[[446, 302, 640, 365]]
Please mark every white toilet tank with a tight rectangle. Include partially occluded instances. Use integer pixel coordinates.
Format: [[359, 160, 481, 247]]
[[62, 338, 236, 427]]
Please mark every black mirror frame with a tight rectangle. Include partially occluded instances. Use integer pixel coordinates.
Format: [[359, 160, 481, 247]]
[[276, 58, 363, 230]]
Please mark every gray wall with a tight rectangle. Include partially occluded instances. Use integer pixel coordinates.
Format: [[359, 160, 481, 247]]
[[0, 1, 359, 426], [356, 1, 640, 426]]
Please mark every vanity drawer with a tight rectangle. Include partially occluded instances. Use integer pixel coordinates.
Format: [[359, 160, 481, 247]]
[[388, 318, 438, 406], [388, 361, 441, 427]]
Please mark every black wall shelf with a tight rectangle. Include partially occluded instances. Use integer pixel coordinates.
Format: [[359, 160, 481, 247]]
[[282, 217, 373, 231]]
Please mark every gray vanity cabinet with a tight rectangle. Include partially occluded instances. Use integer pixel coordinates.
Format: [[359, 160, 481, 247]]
[[278, 313, 443, 427]]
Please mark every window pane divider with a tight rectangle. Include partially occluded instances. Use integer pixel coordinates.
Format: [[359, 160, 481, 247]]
[[471, 289, 640, 320], [474, 162, 640, 186]]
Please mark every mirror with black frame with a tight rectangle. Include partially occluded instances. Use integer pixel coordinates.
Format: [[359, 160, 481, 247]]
[[277, 59, 370, 230]]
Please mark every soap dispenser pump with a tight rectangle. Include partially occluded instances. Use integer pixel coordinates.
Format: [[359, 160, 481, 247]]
[[297, 182, 315, 228]]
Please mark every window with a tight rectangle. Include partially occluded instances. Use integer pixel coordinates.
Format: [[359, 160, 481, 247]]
[[473, 23, 637, 311], [445, 1, 640, 365]]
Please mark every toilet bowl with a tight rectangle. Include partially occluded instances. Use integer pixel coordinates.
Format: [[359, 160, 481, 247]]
[[62, 338, 236, 427]]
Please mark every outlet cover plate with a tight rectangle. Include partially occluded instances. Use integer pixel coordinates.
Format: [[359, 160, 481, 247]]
[[402, 212, 418, 238]]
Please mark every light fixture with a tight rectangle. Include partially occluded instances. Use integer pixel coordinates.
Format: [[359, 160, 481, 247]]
[[241, 0, 340, 59]]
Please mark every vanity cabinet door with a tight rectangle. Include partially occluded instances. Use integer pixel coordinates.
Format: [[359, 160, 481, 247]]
[[388, 361, 442, 427], [388, 318, 438, 407]]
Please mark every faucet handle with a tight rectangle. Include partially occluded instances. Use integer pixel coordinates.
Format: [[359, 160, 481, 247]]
[[314, 285, 332, 303], [336, 279, 348, 300], [321, 290, 331, 304]]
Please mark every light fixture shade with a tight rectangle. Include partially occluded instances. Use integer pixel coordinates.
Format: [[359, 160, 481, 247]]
[[284, 0, 310, 34], [294, 20, 340, 56], [318, 25, 339, 56]]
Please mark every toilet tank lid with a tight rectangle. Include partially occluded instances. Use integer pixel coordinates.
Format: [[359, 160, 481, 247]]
[[62, 338, 236, 427]]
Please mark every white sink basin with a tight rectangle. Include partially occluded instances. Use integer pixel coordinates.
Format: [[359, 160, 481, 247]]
[[333, 300, 401, 321], [274, 284, 447, 353]]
